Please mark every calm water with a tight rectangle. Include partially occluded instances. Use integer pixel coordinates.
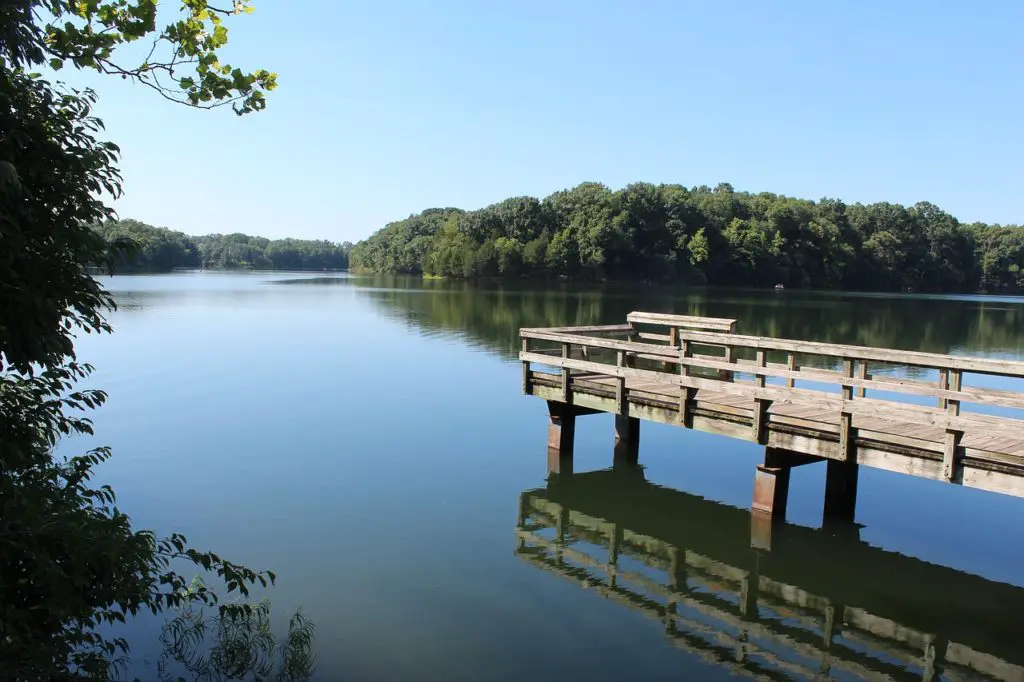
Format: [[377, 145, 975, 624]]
[[67, 273, 1024, 681]]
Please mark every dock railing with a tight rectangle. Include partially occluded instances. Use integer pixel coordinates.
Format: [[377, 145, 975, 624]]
[[520, 312, 1024, 487]]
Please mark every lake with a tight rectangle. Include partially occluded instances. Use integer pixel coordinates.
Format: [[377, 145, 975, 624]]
[[68, 272, 1024, 681]]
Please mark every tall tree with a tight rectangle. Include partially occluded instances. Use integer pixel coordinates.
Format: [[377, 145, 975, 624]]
[[0, 2, 294, 679]]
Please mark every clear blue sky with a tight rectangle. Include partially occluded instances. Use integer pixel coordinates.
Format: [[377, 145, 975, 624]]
[[64, 0, 1024, 241]]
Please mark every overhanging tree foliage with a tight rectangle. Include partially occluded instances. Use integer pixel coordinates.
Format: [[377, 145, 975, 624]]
[[0, 2, 312, 680]]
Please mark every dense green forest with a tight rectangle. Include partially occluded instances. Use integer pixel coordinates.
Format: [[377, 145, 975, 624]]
[[349, 183, 1024, 293], [95, 219, 353, 271]]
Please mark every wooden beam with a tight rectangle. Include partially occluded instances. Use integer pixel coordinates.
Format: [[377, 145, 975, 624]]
[[626, 311, 739, 333]]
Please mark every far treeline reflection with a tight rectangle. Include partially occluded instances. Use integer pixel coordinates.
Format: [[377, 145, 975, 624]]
[[345, 277, 1024, 362]]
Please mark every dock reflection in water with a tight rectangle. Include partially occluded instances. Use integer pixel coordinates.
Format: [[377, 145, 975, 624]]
[[515, 465, 1024, 681]]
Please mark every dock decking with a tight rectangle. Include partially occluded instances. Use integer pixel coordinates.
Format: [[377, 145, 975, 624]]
[[519, 311, 1024, 524]]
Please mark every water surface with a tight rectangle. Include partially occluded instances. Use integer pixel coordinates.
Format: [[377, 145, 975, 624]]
[[69, 273, 1024, 681]]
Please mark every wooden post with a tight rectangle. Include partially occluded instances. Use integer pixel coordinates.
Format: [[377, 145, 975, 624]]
[[665, 326, 679, 371], [937, 368, 949, 409], [855, 360, 867, 398], [753, 349, 770, 443], [615, 350, 626, 414], [752, 456, 791, 522], [614, 414, 640, 466], [785, 351, 796, 388], [720, 343, 735, 382], [679, 340, 693, 426], [823, 459, 859, 525], [521, 337, 532, 394], [547, 401, 575, 476], [560, 342, 571, 403], [751, 448, 824, 547], [943, 369, 963, 482], [839, 358, 854, 462]]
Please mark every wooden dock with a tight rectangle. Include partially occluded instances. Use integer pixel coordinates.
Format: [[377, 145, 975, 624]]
[[519, 311, 1024, 525], [516, 468, 1024, 681]]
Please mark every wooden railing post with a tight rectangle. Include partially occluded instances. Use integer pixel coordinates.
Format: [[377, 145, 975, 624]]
[[753, 349, 771, 443], [785, 351, 796, 388], [943, 369, 963, 481], [839, 358, 854, 461], [937, 368, 949, 409], [855, 360, 867, 398], [662, 326, 680, 371], [521, 337, 532, 394], [679, 340, 693, 425], [720, 343, 735, 382], [616, 350, 627, 414], [561, 342, 571, 403]]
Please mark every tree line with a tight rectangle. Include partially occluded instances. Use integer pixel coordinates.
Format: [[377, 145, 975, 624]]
[[95, 219, 353, 272], [349, 183, 1024, 293]]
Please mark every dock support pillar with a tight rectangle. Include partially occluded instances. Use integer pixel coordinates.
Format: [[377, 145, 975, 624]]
[[823, 460, 859, 526], [750, 448, 822, 550], [613, 415, 640, 467], [752, 450, 792, 521], [547, 401, 576, 476]]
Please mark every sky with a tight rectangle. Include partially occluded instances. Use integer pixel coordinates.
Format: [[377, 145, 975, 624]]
[[60, 0, 1024, 242]]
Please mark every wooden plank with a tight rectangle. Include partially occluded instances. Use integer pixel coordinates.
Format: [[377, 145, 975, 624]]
[[626, 311, 738, 333], [520, 324, 633, 334], [857, 428, 945, 454], [637, 331, 672, 343]]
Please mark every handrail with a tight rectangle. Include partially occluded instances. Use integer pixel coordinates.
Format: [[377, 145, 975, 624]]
[[520, 350, 1024, 435], [676, 329, 1024, 377], [519, 319, 1024, 479]]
